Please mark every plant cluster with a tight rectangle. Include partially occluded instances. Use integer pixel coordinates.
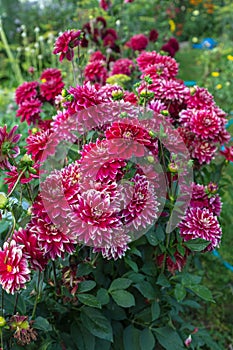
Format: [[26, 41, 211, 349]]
[[0, 19, 232, 350]]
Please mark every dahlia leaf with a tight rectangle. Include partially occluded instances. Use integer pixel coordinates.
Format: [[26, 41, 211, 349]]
[[78, 294, 102, 309], [78, 280, 96, 293], [111, 290, 135, 308], [151, 300, 160, 321], [153, 326, 185, 350], [96, 288, 110, 306], [188, 285, 215, 303], [184, 238, 211, 251], [81, 307, 113, 342], [123, 325, 141, 350], [134, 281, 156, 299], [174, 283, 186, 302], [109, 278, 132, 292], [34, 316, 52, 331], [140, 328, 156, 350]]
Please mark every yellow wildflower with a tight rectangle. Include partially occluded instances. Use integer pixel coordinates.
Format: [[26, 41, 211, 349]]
[[211, 71, 220, 77], [169, 19, 176, 33], [227, 55, 233, 61], [215, 84, 222, 90]]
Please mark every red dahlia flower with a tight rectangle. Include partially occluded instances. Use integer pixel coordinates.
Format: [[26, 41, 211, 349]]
[[16, 98, 42, 125], [53, 29, 82, 62], [111, 58, 135, 76], [15, 81, 39, 105], [40, 68, 64, 101], [126, 34, 149, 51]]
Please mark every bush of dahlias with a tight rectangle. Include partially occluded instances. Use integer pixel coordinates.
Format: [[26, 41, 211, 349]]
[[0, 24, 232, 350]]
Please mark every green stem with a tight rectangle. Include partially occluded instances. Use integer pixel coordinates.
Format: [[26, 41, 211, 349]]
[[31, 271, 41, 320], [0, 18, 23, 84], [71, 59, 77, 86], [1, 288, 4, 317], [13, 293, 19, 314], [0, 329, 3, 350], [7, 168, 26, 198], [52, 261, 58, 290]]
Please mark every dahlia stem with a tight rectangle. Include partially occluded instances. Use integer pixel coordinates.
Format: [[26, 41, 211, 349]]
[[4, 211, 16, 246], [13, 293, 19, 314], [71, 59, 77, 86], [0, 329, 3, 350], [52, 261, 58, 291], [31, 271, 41, 320], [1, 288, 4, 316], [77, 45, 83, 84], [7, 168, 26, 198]]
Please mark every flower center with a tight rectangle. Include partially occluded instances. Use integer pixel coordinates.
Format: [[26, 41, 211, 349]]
[[6, 264, 13, 272], [123, 131, 132, 139], [91, 207, 103, 218], [41, 78, 47, 83]]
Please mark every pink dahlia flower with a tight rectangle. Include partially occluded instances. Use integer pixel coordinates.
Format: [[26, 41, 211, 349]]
[[0, 240, 31, 294], [30, 214, 76, 260], [84, 60, 108, 84], [40, 68, 64, 102], [0, 125, 21, 170], [126, 34, 149, 51], [190, 183, 222, 216], [111, 58, 135, 76], [15, 81, 39, 105], [64, 82, 109, 114], [179, 207, 222, 251], [191, 140, 217, 164], [185, 86, 214, 109], [120, 174, 159, 233], [13, 228, 48, 271], [16, 98, 42, 125], [137, 51, 179, 78], [93, 240, 129, 260], [179, 108, 222, 140], [53, 29, 82, 62], [26, 129, 57, 163], [69, 189, 123, 247]]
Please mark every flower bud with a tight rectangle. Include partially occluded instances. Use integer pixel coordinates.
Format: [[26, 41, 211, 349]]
[[112, 89, 124, 100], [0, 316, 6, 327], [161, 110, 169, 116], [168, 162, 178, 173], [0, 193, 8, 210], [20, 154, 33, 167]]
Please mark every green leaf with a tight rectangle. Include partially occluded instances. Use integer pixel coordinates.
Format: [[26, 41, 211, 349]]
[[124, 256, 138, 272], [78, 294, 102, 309], [151, 301, 160, 321], [109, 278, 132, 292], [71, 323, 95, 350], [97, 288, 110, 305], [111, 290, 135, 308], [81, 307, 113, 342], [174, 284, 186, 302], [95, 338, 111, 350], [2, 293, 26, 315], [188, 285, 215, 302], [184, 238, 211, 251], [34, 316, 52, 331], [154, 327, 185, 350], [123, 325, 141, 350], [134, 281, 156, 300], [77, 263, 94, 277], [156, 273, 171, 287], [78, 281, 96, 293], [140, 328, 155, 350], [123, 272, 145, 283], [146, 227, 158, 246]]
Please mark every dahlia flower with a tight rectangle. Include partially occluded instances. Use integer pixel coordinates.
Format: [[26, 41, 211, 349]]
[[126, 34, 149, 51], [190, 183, 222, 216], [30, 214, 76, 260], [0, 125, 21, 170], [69, 188, 124, 247], [10, 315, 37, 346], [137, 51, 179, 78], [149, 29, 159, 42], [179, 207, 222, 251], [84, 60, 108, 84], [4, 165, 39, 193], [111, 58, 135, 76], [93, 240, 129, 260], [191, 140, 217, 164], [53, 29, 82, 62], [157, 250, 189, 274], [16, 98, 42, 125], [0, 240, 31, 294], [89, 51, 106, 62], [26, 129, 57, 163], [40, 68, 64, 101], [15, 81, 39, 105], [13, 228, 48, 271]]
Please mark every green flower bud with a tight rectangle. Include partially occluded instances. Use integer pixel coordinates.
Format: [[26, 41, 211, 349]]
[[0, 193, 9, 210], [20, 154, 33, 167], [161, 110, 169, 116], [168, 163, 178, 173], [0, 316, 6, 327]]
